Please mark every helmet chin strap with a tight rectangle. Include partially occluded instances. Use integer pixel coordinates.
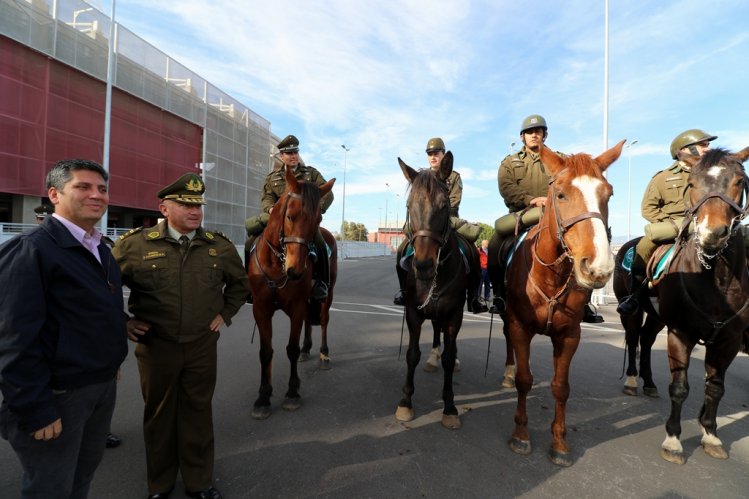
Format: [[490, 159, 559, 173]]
[[688, 144, 700, 156]]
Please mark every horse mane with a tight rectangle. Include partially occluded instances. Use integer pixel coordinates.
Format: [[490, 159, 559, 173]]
[[409, 168, 448, 199], [562, 153, 605, 179], [296, 180, 322, 215], [693, 148, 732, 173]]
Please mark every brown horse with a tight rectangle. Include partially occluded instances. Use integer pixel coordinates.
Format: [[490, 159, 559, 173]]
[[504, 141, 624, 466], [394, 152, 468, 429], [248, 165, 335, 420], [612, 236, 665, 397], [616, 147, 749, 464]]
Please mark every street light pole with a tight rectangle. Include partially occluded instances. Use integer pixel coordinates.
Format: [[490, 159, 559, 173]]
[[626, 139, 638, 241], [385, 183, 389, 248], [340, 145, 349, 241], [509, 142, 516, 154]]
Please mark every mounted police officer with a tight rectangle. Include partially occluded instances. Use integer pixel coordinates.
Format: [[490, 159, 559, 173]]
[[488, 114, 604, 322], [393, 137, 486, 313], [617, 128, 717, 315], [244, 135, 334, 302]]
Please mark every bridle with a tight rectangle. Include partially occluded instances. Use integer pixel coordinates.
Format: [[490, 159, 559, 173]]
[[253, 191, 315, 289], [679, 168, 749, 268]]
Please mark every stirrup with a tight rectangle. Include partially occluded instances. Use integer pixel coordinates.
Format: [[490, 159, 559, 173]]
[[616, 295, 639, 315], [489, 296, 506, 315], [393, 290, 405, 306], [469, 297, 488, 314]]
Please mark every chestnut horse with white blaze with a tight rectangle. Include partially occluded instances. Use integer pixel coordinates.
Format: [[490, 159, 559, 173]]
[[504, 141, 624, 466]]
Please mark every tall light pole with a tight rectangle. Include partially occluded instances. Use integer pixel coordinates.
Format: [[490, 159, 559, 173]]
[[385, 182, 390, 247], [509, 142, 516, 154], [340, 145, 349, 241], [626, 139, 638, 240]]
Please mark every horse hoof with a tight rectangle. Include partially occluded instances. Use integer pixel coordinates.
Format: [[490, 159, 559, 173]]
[[660, 447, 686, 465], [318, 357, 332, 370], [298, 352, 311, 362], [548, 449, 573, 467], [453, 358, 461, 372], [282, 397, 301, 411], [423, 363, 438, 373], [703, 443, 729, 460], [643, 387, 659, 398], [251, 406, 271, 420], [501, 376, 515, 389], [622, 385, 637, 396], [395, 406, 414, 422], [509, 437, 532, 455], [441, 414, 461, 430]]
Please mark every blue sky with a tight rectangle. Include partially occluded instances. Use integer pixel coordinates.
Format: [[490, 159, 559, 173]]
[[100, 0, 748, 239]]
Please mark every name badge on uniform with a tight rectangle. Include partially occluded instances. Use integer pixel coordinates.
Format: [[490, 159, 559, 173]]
[[143, 251, 166, 261]]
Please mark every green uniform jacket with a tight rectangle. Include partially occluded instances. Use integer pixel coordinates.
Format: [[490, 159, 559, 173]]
[[641, 161, 690, 223], [112, 220, 249, 343], [498, 147, 556, 212], [432, 168, 462, 218], [261, 164, 334, 214]]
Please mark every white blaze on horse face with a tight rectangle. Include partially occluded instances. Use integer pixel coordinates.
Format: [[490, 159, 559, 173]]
[[571, 176, 614, 275], [707, 165, 724, 178]]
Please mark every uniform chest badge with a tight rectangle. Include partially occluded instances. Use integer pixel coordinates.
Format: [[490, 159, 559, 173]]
[[208, 248, 217, 256], [143, 251, 166, 260]]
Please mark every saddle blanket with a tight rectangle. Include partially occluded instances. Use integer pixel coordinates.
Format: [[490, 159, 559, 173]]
[[622, 245, 674, 280], [399, 240, 470, 274]]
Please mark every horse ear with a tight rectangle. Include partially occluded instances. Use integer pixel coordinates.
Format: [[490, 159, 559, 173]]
[[438, 151, 454, 181], [594, 139, 626, 172], [399, 157, 417, 184], [285, 164, 299, 191], [319, 177, 336, 197], [734, 146, 749, 163], [539, 145, 565, 175]]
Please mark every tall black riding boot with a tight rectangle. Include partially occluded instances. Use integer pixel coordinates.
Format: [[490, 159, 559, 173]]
[[467, 259, 488, 314], [394, 263, 407, 306], [244, 235, 256, 303], [616, 272, 645, 315]]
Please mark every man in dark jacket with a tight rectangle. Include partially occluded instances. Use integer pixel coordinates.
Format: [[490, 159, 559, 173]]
[[0, 159, 128, 498]]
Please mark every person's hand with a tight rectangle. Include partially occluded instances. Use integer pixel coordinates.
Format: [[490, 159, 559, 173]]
[[209, 314, 225, 332], [32, 418, 62, 441], [530, 197, 547, 208], [127, 318, 151, 342]]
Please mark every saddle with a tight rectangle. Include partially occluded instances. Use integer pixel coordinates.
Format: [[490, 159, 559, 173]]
[[621, 244, 676, 283], [399, 235, 471, 274]]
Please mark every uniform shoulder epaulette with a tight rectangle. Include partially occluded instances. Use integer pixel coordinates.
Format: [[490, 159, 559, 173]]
[[118, 227, 143, 240], [204, 230, 232, 243]]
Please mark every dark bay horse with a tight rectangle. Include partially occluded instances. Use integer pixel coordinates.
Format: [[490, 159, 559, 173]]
[[615, 147, 749, 464], [613, 236, 665, 397], [504, 141, 624, 466], [394, 152, 468, 429], [248, 165, 335, 419]]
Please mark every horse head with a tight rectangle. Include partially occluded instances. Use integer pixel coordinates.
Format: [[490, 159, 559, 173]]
[[399, 152, 452, 282], [272, 165, 335, 280], [686, 147, 749, 253], [539, 140, 624, 289]]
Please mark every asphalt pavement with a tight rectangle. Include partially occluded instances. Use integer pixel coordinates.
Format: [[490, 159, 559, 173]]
[[2, 255, 748, 498]]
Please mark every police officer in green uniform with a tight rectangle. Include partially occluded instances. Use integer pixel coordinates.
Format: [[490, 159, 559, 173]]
[[488, 114, 603, 322], [617, 129, 717, 315], [393, 137, 487, 314], [112, 173, 249, 499], [244, 135, 333, 302]]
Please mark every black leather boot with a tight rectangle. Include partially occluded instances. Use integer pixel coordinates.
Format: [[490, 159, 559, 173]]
[[616, 273, 645, 315]]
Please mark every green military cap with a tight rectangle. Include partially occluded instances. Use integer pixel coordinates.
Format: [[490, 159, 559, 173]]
[[520, 114, 547, 134], [426, 137, 445, 153], [277, 135, 300, 153], [157, 173, 206, 205], [669, 129, 717, 159]]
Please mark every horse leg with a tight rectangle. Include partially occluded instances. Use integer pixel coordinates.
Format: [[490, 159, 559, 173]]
[[299, 318, 313, 363], [660, 330, 693, 465], [699, 348, 736, 460], [251, 315, 274, 420], [547, 332, 580, 467], [621, 311, 642, 396], [424, 321, 441, 372], [440, 323, 461, 429], [396, 311, 424, 422], [282, 313, 304, 411], [318, 295, 332, 370], [501, 328, 516, 389], [639, 314, 662, 397], [508, 323, 533, 456]]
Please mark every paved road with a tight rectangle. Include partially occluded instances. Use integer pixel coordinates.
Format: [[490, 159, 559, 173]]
[[2, 256, 748, 498]]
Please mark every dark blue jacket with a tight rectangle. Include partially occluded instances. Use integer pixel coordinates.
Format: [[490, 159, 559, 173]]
[[0, 217, 128, 433]]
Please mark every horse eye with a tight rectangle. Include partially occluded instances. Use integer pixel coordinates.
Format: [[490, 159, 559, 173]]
[[557, 192, 566, 200]]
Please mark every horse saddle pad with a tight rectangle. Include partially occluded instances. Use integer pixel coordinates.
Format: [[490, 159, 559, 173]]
[[505, 230, 529, 268], [399, 240, 470, 274], [622, 245, 675, 280]]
